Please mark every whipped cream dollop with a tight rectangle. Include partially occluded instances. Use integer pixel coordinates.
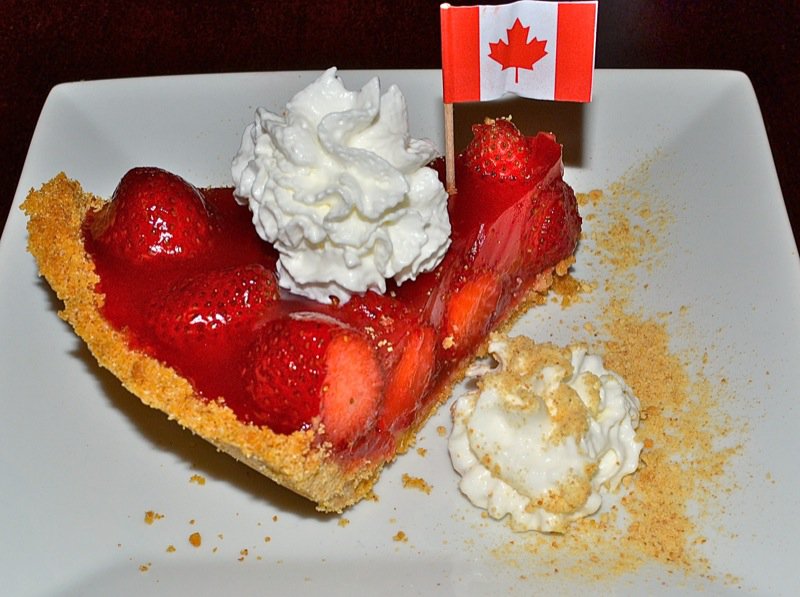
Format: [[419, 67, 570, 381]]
[[449, 334, 643, 533], [231, 67, 451, 304]]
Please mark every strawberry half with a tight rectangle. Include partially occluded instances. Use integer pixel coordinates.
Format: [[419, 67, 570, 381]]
[[442, 271, 502, 354], [150, 263, 279, 351], [88, 167, 214, 263], [463, 117, 532, 181], [243, 313, 384, 447], [379, 325, 437, 433]]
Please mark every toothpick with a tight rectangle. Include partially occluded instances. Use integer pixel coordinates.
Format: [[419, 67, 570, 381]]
[[444, 102, 456, 195]]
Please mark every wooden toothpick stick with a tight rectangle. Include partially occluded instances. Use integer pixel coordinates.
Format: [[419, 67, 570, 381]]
[[444, 102, 456, 195]]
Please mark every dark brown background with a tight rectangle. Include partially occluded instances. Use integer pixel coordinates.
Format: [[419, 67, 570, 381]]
[[2, 0, 798, 244]]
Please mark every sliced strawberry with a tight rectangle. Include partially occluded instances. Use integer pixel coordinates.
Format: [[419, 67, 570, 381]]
[[442, 271, 502, 354], [463, 117, 532, 181], [379, 325, 437, 433], [244, 313, 383, 447], [321, 331, 384, 445], [88, 167, 214, 263], [150, 263, 279, 351]]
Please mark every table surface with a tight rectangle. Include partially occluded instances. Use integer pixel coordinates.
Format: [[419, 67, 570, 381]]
[[2, 0, 798, 245]]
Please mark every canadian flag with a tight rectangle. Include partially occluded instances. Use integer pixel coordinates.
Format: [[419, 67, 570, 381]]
[[440, 1, 598, 103]]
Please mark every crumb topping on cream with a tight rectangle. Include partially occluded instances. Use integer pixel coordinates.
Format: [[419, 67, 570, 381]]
[[449, 333, 643, 533]]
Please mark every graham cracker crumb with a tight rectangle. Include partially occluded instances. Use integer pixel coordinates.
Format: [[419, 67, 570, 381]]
[[401, 473, 432, 494], [188, 532, 202, 548], [393, 530, 408, 542], [189, 474, 206, 485], [551, 273, 590, 307], [144, 511, 164, 525]]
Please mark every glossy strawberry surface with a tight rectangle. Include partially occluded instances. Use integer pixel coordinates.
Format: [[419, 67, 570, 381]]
[[244, 313, 383, 448], [88, 167, 215, 263], [83, 131, 580, 462]]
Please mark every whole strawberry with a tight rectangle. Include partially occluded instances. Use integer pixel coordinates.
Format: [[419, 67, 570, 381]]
[[150, 263, 279, 351], [88, 167, 214, 263], [527, 184, 582, 274], [243, 313, 384, 447], [338, 290, 412, 358], [463, 117, 532, 181]]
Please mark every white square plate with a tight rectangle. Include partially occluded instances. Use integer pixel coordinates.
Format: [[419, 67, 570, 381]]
[[2, 70, 798, 595]]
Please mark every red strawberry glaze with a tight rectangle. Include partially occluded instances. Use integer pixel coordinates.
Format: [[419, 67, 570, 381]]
[[82, 131, 580, 464]]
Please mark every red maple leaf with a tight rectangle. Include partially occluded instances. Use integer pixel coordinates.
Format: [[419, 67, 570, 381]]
[[488, 18, 548, 84]]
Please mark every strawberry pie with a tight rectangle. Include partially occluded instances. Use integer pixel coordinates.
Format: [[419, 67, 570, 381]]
[[22, 74, 580, 512]]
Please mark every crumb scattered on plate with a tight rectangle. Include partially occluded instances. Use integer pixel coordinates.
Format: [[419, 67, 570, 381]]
[[402, 473, 432, 494], [143, 511, 164, 525]]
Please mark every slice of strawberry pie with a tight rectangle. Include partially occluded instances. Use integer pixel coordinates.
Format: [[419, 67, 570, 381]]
[[23, 111, 579, 512]]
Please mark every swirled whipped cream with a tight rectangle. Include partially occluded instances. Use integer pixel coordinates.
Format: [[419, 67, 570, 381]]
[[449, 333, 643, 533], [231, 67, 451, 304]]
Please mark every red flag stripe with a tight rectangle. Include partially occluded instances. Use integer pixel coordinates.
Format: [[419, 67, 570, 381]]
[[554, 2, 597, 102], [440, 5, 481, 103]]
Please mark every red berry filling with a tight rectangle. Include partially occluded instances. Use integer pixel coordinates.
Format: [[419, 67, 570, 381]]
[[82, 124, 580, 464]]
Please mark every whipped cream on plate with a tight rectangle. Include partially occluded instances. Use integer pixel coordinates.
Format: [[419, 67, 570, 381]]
[[231, 67, 451, 304], [449, 333, 643, 533]]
